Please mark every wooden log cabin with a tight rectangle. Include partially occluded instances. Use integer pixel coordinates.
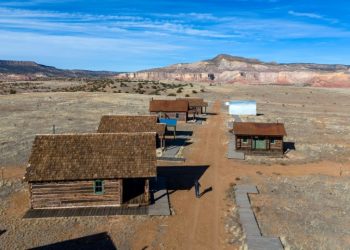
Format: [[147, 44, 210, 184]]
[[177, 98, 208, 114], [232, 122, 287, 156], [97, 115, 166, 149], [149, 99, 193, 122], [24, 133, 157, 209]]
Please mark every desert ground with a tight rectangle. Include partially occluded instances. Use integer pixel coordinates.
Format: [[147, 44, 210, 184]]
[[1, 82, 350, 249]]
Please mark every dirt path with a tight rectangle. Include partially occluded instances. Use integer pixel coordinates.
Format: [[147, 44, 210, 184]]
[[133, 99, 350, 250]]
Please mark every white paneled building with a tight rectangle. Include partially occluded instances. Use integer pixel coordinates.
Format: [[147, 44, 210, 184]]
[[225, 100, 257, 116]]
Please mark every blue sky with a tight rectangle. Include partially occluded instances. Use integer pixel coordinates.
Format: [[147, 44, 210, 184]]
[[0, 0, 349, 71]]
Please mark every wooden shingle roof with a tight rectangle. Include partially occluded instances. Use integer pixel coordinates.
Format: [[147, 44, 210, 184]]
[[97, 115, 165, 137], [177, 98, 208, 107], [232, 122, 287, 136], [25, 133, 157, 182], [149, 100, 189, 112]]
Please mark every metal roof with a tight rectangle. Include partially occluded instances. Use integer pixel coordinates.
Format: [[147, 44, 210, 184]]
[[159, 118, 177, 127]]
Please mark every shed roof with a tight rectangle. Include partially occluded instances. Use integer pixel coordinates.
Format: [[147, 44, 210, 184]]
[[232, 122, 287, 136], [149, 100, 189, 112], [97, 115, 165, 137], [226, 100, 256, 105], [159, 118, 177, 127], [177, 98, 208, 107], [25, 133, 157, 182]]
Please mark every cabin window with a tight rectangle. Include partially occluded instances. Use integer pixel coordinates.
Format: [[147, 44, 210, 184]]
[[94, 180, 104, 194], [271, 139, 275, 144], [176, 113, 179, 118], [242, 138, 248, 143]]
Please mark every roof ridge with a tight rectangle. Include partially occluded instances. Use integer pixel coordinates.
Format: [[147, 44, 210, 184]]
[[35, 132, 157, 136]]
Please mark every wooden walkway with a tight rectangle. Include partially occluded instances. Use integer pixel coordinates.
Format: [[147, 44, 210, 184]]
[[148, 177, 171, 216], [227, 133, 245, 160], [23, 206, 148, 219], [235, 185, 284, 250]]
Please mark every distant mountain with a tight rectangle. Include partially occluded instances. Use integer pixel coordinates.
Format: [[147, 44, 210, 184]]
[[0, 60, 117, 80], [117, 54, 350, 88]]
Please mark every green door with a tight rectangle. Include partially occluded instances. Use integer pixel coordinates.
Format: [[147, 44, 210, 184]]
[[254, 138, 266, 150]]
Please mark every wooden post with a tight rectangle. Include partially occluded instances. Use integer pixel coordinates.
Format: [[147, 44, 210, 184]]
[[1, 167, 4, 183], [52, 124, 56, 134], [144, 179, 150, 204], [119, 179, 123, 204]]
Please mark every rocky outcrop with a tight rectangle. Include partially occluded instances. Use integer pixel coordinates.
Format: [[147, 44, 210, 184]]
[[116, 54, 350, 88]]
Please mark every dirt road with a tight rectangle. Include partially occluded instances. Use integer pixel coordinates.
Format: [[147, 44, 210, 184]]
[[132, 100, 350, 250], [4, 98, 349, 249]]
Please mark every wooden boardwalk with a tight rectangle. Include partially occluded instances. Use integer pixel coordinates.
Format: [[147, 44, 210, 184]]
[[23, 206, 148, 219], [235, 185, 284, 250], [148, 177, 171, 216]]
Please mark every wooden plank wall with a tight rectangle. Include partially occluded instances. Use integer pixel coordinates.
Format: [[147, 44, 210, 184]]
[[236, 137, 283, 151], [30, 179, 121, 209], [270, 138, 283, 150]]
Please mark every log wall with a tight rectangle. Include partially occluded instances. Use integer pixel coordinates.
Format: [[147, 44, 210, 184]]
[[30, 179, 122, 209], [235, 136, 284, 154]]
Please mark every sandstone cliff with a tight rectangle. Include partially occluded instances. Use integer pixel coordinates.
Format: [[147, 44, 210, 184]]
[[117, 54, 350, 88]]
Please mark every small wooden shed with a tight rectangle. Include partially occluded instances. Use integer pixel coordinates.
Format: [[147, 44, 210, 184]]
[[25, 133, 157, 209], [177, 98, 208, 114], [149, 99, 192, 122], [232, 122, 287, 156], [97, 115, 166, 148]]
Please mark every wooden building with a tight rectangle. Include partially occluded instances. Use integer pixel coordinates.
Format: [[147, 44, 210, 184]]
[[97, 115, 166, 149], [177, 98, 208, 114], [25, 133, 157, 209], [149, 99, 192, 122], [232, 122, 287, 156]]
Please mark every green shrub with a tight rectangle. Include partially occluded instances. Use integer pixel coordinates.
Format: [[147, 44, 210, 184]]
[[9, 89, 16, 94], [167, 93, 176, 96], [192, 90, 198, 94]]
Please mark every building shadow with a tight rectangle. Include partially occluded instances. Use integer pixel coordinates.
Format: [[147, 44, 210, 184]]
[[156, 165, 209, 190], [256, 113, 264, 116], [206, 112, 217, 116], [0, 230, 6, 237], [165, 138, 193, 149], [195, 116, 207, 122], [29, 232, 117, 250], [174, 130, 193, 137], [283, 141, 296, 153]]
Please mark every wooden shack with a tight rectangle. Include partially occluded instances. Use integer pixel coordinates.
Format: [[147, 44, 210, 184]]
[[149, 99, 192, 122], [232, 122, 287, 156], [25, 133, 157, 209], [177, 98, 208, 114], [97, 115, 166, 148]]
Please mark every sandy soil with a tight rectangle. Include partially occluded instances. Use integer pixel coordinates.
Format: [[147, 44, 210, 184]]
[[1, 85, 350, 249], [130, 100, 350, 250]]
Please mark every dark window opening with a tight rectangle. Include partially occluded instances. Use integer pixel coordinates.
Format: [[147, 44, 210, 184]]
[[271, 139, 275, 144], [176, 113, 179, 118], [123, 179, 145, 203], [242, 138, 248, 143], [94, 180, 104, 194]]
